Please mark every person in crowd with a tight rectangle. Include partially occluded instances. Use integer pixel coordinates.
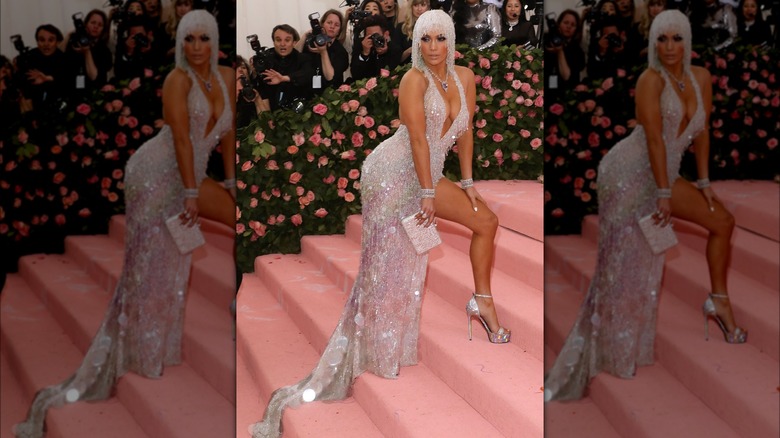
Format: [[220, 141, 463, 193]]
[[500, 0, 537, 47], [62, 9, 113, 89], [252, 11, 510, 437], [638, 0, 667, 60], [737, 0, 772, 47], [430, 0, 454, 13], [613, 0, 643, 59], [14, 12, 236, 438], [544, 10, 585, 93], [236, 55, 266, 126], [690, 0, 738, 50], [257, 24, 314, 111], [350, 14, 402, 80], [114, 17, 164, 81], [15, 24, 71, 114], [587, 16, 630, 81], [296, 9, 350, 93], [344, 0, 385, 60], [0, 55, 21, 125], [163, 0, 195, 60], [452, 0, 502, 49], [398, 0, 432, 63], [544, 9, 745, 402]]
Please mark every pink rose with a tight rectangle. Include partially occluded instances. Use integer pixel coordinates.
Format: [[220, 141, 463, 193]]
[[249, 220, 267, 236], [250, 198, 258, 208], [341, 150, 357, 160], [266, 160, 279, 170], [287, 145, 299, 154], [115, 132, 127, 148], [477, 129, 487, 139], [76, 103, 91, 115], [289, 172, 303, 184], [351, 132, 363, 147], [378, 125, 390, 135], [475, 119, 487, 128], [481, 76, 492, 90], [534, 96, 544, 107], [530, 138, 542, 149], [365, 77, 378, 90], [337, 177, 349, 189], [323, 174, 335, 184], [313, 103, 328, 115], [348, 99, 360, 111], [550, 103, 564, 115], [341, 102, 350, 112], [291, 214, 303, 226], [318, 156, 329, 167], [236, 223, 245, 234], [364, 116, 375, 129], [492, 133, 503, 142], [767, 138, 778, 150], [357, 106, 368, 116], [349, 169, 360, 179], [250, 184, 258, 193], [507, 116, 517, 126], [511, 152, 521, 161], [241, 161, 254, 171], [344, 192, 356, 202], [380, 69, 390, 77], [293, 133, 305, 147], [354, 115, 365, 126], [479, 57, 491, 69], [314, 208, 328, 218], [128, 78, 141, 91], [254, 130, 265, 143]]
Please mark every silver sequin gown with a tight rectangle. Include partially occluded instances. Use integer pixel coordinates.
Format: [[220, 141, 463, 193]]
[[14, 70, 233, 438], [252, 69, 470, 437], [543, 68, 705, 401]]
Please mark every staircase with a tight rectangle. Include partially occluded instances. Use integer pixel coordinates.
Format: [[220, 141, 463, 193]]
[[236, 180, 544, 438], [544, 180, 779, 438], [0, 216, 236, 438]]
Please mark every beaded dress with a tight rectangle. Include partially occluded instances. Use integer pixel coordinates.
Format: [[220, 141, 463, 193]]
[[453, 1, 502, 49], [251, 11, 470, 437], [14, 12, 232, 437], [543, 11, 706, 401]]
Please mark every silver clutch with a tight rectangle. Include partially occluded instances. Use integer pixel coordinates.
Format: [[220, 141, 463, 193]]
[[165, 214, 206, 254], [638, 214, 678, 255], [401, 214, 442, 254]]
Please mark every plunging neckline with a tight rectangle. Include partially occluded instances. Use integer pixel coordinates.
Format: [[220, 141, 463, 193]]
[[663, 69, 699, 140], [191, 68, 227, 140], [428, 69, 465, 141]]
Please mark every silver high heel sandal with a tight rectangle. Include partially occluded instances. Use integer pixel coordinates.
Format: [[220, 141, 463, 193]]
[[466, 293, 511, 343], [702, 293, 747, 343]]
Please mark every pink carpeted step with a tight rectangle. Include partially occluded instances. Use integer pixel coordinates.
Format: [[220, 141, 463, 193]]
[[298, 234, 543, 362], [708, 180, 779, 241], [16, 251, 235, 404], [344, 214, 544, 291], [473, 180, 544, 241], [1, 351, 29, 438], [546, 234, 779, 361], [235, 274, 387, 438], [0, 275, 149, 438], [581, 214, 780, 292], [251, 255, 534, 437], [545, 254, 779, 437]]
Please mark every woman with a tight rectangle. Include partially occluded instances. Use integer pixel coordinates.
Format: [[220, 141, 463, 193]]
[[737, 0, 772, 48], [14, 11, 235, 437], [544, 10, 585, 92], [344, 0, 385, 59], [452, 0, 502, 50], [164, 0, 195, 59], [543, 10, 745, 402], [63, 9, 113, 88], [398, 0, 431, 63], [295, 9, 349, 91], [15, 24, 70, 114], [637, 0, 666, 60], [251, 10, 510, 437], [500, 0, 537, 47]]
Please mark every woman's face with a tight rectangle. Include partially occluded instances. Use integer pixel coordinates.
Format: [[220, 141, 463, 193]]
[[86, 14, 105, 39], [742, 0, 758, 20], [183, 29, 212, 68], [272, 29, 295, 57], [237, 63, 248, 78], [363, 2, 381, 15], [412, 1, 430, 18], [144, 0, 160, 15], [466, 0, 480, 5], [648, 2, 665, 18], [379, 0, 395, 14], [36, 29, 58, 56], [322, 13, 342, 39], [600, 2, 617, 15], [176, 2, 193, 18], [127, 2, 144, 16], [558, 14, 578, 39], [419, 30, 448, 68], [655, 30, 684, 68], [505, 0, 522, 20]]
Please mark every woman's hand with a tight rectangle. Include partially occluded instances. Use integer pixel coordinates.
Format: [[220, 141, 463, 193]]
[[417, 197, 436, 227], [463, 186, 485, 212], [654, 197, 672, 227], [700, 186, 720, 212], [181, 197, 199, 227]]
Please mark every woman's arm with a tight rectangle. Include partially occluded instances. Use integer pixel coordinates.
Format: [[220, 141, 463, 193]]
[[82, 47, 99, 81], [635, 68, 671, 222], [556, 48, 572, 81]]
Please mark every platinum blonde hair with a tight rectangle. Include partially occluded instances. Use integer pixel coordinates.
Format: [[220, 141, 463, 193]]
[[647, 10, 691, 73], [175, 10, 219, 74], [411, 10, 456, 73]]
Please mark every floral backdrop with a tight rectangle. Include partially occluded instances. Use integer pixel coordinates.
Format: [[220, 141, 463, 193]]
[[235, 43, 544, 273], [544, 43, 780, 235]]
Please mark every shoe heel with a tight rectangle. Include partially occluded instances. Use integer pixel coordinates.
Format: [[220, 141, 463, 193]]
[[468, 315, 473, 341]]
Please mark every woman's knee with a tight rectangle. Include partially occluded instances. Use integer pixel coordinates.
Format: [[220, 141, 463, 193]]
[[474, 207, 498, 236]]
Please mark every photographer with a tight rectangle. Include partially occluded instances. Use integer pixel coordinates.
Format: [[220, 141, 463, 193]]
[[586, 16, 629, 81], [256, 24, 314, 111], [296, 10, 350, 92], [114, 17, 163, 81], [343, 0, 384, 60], [350, 14, 401, 80], [14, 24, 72, 114], [544, 10, 585, 94], [236, 55, 266, 126], [62, 9, 114, 88]]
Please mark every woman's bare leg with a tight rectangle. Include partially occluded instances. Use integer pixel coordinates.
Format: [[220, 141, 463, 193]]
[[670, 178, 738, 331], [197, 178, 235, 228], [434, 178, 503, 333]]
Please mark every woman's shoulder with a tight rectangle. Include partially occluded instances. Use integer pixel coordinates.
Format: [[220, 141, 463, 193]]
[[690, 65, 711, 83], [454, 65, 475, 83], [164, 67, 193, 89], [636, 67, 665, 91]]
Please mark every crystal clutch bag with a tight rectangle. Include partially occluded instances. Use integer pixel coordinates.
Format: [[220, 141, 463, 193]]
[[165, 214, 206, 254], [401, 214, 442, 254], [638, 214, 678, 255]]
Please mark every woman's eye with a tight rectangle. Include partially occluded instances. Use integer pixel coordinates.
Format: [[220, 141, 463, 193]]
[[185, 35, 194, 42], [200, 35, 210, 42], [657, 35, 667, 42], [421, 36, 431, 42], [673, 35, 683, 42], [437, 36, 446, 42]]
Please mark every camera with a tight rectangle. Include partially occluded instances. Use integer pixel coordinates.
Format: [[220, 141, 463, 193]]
[[107, 0, 125, 6], [71, 13, 91, 48], [238, 75, 257, 101], [545, 13, 564, 48], [348, 10, 372, 26], [369, 32, 386, 49], [247, 34, 271, 74], [605, 33, 622, 49], [305, 12, 332, 48], [10, 35, 28, 54], [132, 32, 150, 48], [342, 0, 361, 6]]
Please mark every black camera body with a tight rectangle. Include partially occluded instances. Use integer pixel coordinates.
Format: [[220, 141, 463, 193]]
[[348, 10, 372, 26], [605, 33, 623, 49], [133, 32, 150, 49], [239, 75, 257, 101], [305, 12, 332, 48], [10, 34, 28, 54], [71, 13, 91, 48], [369, 32, 386, 49], [247, 34, 272, 74], [545, 13, 564, 48], [343, 0, 361, 6]]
